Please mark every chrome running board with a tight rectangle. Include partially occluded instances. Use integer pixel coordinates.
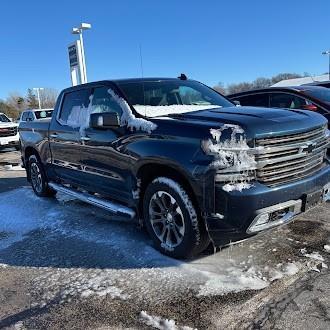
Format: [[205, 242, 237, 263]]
[[48, 182, 135, 219]]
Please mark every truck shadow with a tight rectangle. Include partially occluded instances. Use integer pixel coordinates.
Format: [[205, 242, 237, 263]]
[[0, 187, 185, 269]]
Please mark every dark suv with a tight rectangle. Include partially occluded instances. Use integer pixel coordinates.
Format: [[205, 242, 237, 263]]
[[228, 86, 330, 126]]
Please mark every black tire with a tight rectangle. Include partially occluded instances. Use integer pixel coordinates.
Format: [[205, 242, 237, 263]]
[[143, 177, 210, 259], [28, 155, 56, 197]]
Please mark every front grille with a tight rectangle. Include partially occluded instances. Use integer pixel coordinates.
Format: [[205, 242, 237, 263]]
[[255, 126, 328, 186], [0, 126, 18, 137]]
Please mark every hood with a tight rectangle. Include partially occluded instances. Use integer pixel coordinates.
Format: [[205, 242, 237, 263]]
[[0, 122, 17, 128], [166, 106, 327, 139]]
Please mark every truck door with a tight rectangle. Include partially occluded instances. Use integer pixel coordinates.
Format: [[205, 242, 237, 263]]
[[78, 85, 133, 203], [49, 88, 92, 185]]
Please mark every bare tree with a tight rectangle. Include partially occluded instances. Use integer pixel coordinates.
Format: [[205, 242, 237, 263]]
[[39, 88, 59, 109], [227, 82, 254, 95], [213, 82, 226, 95], [6, 92, 26, 111], [270, 73, 302, 85], [0, 100, 18, 119], [252, 77, 271, 89]]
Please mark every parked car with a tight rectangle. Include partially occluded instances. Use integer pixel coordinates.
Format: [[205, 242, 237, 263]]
[[19, 77, 330, 258], [20, 108, 53, 122], [228, 86, 330, 126], [303, 80, 330, 88], [0, 112, 20, 150]]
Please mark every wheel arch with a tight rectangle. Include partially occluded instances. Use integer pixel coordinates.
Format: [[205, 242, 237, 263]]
[[135, 162, 201, 219]]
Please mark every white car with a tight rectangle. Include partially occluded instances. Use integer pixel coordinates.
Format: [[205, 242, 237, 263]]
[[0, 112, 19, 150], [20, 108, 53, 122]]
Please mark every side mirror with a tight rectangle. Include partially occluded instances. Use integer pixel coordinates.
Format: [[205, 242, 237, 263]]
[[233, 100, 241, 106], [90, 112, 120, 129]]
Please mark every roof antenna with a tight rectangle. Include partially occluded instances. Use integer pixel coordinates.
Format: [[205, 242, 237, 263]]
[[178, 73, 187, 80], [139, 44, 146, 115]]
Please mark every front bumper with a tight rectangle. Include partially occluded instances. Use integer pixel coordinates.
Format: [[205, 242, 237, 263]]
[[206, 164, 330, 246], [0, 133, 19, 147]]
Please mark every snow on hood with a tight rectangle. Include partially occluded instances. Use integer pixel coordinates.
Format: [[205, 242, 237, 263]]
[[0, 122, 17, 128], [202, 124, 257, 192]]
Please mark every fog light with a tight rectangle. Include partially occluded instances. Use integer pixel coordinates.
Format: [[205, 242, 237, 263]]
[[253, 213, 269, 227], [247, 199, 302, 234]]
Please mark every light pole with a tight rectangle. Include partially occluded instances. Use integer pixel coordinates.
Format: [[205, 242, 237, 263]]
[[72, 23, 91, 83], [33, 87, 44, 109], [322, 50, 330, 80]]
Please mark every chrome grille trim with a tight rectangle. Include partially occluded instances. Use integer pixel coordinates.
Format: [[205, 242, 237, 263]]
[[255, 126, 329, 186], [257, 126, 325, 146], [0, 126, 18, 137]]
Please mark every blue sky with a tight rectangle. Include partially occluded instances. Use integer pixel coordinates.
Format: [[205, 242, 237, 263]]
[[1, 0, 330, 98]]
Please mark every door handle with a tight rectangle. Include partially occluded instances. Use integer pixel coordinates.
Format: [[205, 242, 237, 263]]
[[50, 133, 58, 138], [80, 136, 91, 141]]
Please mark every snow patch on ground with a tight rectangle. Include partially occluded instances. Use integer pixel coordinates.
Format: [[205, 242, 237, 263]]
[[301, 250, 324, 262], [34, 269, 128, 306], [324, 245, 330, 253], [139, 311, 195, 330], [3, 164, 24, 171], [0, 187, 320, 310], [197, 261, 301, 296]]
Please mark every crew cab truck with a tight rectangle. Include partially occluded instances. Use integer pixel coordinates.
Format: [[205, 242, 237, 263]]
[[0, 112, 20, 150], [19, 77, 330, 258]]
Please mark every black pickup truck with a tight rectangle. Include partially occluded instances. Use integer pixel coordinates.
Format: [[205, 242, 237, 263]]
[[19, 77, 330, 258]]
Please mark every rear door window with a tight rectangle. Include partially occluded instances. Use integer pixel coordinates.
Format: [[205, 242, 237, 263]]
[[59, 89, 91, 126], [234, 93, 270, 107], [21, 112, 29, 121], [28, 112, 34, 121], [270, 93, 306, 109]]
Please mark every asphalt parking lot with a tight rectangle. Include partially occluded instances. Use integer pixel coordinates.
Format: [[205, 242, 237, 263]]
[[0, 149, 329, 330]]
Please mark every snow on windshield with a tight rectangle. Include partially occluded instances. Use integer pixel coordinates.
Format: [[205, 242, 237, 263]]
[[134, 104, 222, 117]]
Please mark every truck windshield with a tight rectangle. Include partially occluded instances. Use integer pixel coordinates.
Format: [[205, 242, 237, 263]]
[[118, 80, 234, 117], [0, 114, 10, 122]]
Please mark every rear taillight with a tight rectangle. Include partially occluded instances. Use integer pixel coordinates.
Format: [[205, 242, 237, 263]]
[[302, 104, 318, 111]]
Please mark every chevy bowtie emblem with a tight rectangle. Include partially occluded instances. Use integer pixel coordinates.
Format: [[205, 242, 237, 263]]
[[300, 142, 316, 154]]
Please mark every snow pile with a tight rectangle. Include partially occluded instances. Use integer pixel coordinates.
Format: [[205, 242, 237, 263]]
[[108, 89, 157, 133], [134, 104, 221, 117], [198, 267, 268, 296], [198, 261, 301, 296], [324, 245, 330, 253], [139, 311, 195, 330], [283, 262, 299, 276], [2, 164, 23, 171], [300, 248, 328, 272], [300, 249, 324, 262], [203, 124, 257, 192]]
